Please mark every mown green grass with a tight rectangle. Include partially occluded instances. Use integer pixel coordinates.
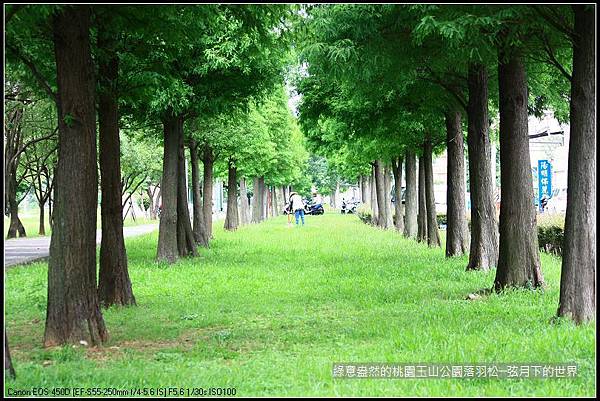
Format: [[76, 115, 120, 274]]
[[4, 213, 595, 396]]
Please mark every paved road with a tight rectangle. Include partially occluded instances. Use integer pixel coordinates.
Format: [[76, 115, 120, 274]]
[[4, 224, 158, 268]]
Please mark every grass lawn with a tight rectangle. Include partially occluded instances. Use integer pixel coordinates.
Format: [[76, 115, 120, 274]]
[[4, 213, 595, 396]]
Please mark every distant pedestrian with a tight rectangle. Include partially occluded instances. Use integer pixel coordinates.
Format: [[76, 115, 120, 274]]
[[284, 200, 293, 227], [540, 194, 549, 213], [289, 191, 305, 226]]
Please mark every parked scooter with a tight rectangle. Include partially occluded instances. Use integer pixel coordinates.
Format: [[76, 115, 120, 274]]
[[304, 200, 324, 215], [341, 199, 359, 214]]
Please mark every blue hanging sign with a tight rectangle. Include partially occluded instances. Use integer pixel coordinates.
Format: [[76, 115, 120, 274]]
[[538, 159, 552, 211]]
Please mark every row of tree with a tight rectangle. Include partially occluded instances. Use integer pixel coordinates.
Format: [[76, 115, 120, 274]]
[[295, 4, 595, 322], [5, 5, 307, 379], [3, 89, 167, 238]]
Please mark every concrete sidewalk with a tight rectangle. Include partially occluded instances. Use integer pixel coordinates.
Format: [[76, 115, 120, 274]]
[[4, 223, 158, 268]]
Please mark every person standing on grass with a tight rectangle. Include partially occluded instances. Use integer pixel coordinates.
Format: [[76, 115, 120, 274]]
[[284, 199, 293, 227], [289, 191, 305, 226]]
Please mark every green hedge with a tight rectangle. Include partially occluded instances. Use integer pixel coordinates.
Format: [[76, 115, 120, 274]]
[[436, 214, 447, 226], [536, 214, 565, 256], [356, 204, 373, 225], [358, 207, 564, 256]]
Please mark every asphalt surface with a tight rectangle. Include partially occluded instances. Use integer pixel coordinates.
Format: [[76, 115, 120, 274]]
[[4, 223, 158, 269]]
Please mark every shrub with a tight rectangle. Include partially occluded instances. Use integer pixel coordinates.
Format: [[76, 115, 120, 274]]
[[356, 204, 373, 225], [537, 213, 565, 256], [436, 214, 447, 227]]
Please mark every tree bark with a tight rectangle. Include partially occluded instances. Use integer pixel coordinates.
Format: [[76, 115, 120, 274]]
[[239, 178, 250, 225], [359, 175, 367, 204], [391, 157, 404, 233], [6, 173, 26, 239], [224, 161, 239, 231], [176, 126, 197, 258], [5, 105, 27, 239], [5, 331, 15, 379], [44, 6, 107, 346], [404, 150, 418, 239], [445, 110, 470, 257], [38, 202, 46, 236], [153, 187, 161, 220], [147, 187, 156, 219], [189, 140, 208, 247], [417, 157, 428, 242], [202, 146, 214, 238], [277, 186, 285, 214], [374, 160, 388, 228], [156, 115, 179, 264], [48, 197, 52, 227], [262, 178, 268, 220], [266, 186, 272, 218], [49, 175, 55, 228], [557, 5, 596, 323], [494, 48, 544, 290], [423, 138, 441, 247], [272, 186, 279, 217], [384, 164, 394, 228], [251, 177, 261, 223], [466, 63, 499, 271], [369, 168, 378, 225], [97, 25, 135, 307]]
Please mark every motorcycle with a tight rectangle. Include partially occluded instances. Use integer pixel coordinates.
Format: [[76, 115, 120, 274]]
[[341, 199, 359, 214], [304, 201, 324, 215]]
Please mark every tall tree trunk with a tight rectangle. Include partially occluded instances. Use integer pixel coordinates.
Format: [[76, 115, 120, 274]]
[[494, 48, 544, 290], [157, 115, 179, 263], [384, 165, 394, 228], [357, 176, 363, 203], [417, 157, 428, 242], [5, 331, 15, 379], [445, 110, 470, 257], [266, 186, 272, 218], [239, 178, 250, 225], [6, 174, 26, 239], [224, 161, 239, 231], [153, 187, 161, 219], [274, 187, 280, 216], [259, 176, 266, 221], [391, 157, 404, 233], [48, 193, 53, 228], [370, 168, 378, 225], [374, 160, 388, 228], [466, 63, 499, 271], [202, 146, 214, 239], [5, 105, 26, 239], [360, 175, 367, 204], [189, 140, 208, 247], [176, 124, 197, 258], [44, 6, 107, 346], [404, 150, 418, 238], [251, 177, 260, 223], [277, 186, 285, 214], [558, 5, 596, 323], [97, 26, 135, 307], [38, 202, 46, 236], [147, 187, 156, 219], [423, 138, 441, 247]]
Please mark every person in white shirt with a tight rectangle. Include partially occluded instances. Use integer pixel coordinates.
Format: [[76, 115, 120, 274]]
[[289, 191, 305, 226]]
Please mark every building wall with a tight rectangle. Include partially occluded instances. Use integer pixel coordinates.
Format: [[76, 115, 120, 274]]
[[429, 110, 569, 215]]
